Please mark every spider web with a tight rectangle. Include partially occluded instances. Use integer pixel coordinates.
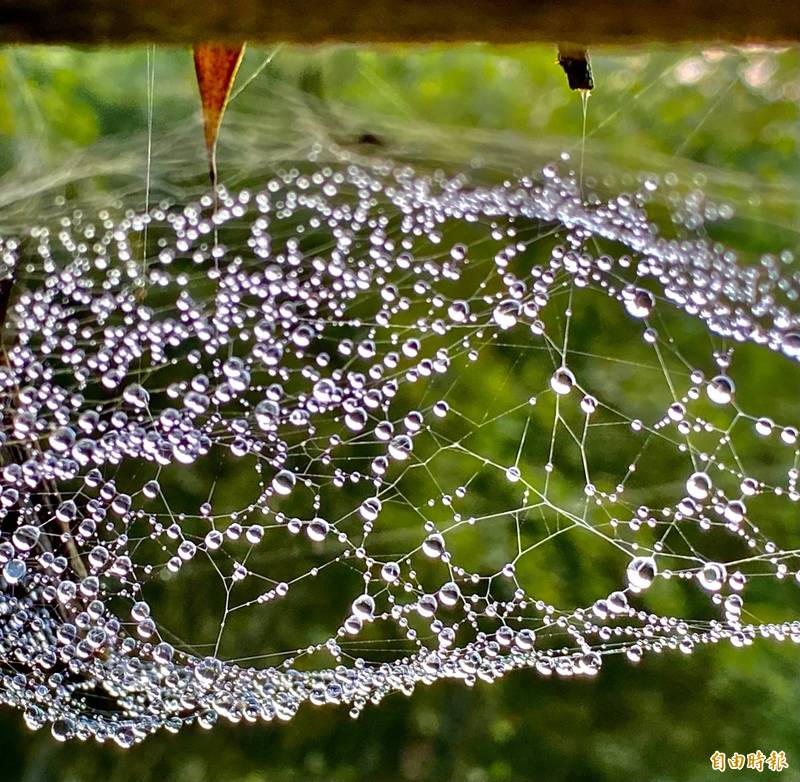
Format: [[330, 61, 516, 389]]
[[0, 52, 799, 748]]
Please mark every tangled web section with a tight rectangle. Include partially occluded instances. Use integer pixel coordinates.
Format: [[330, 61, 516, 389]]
[[0, 149, 799, 746]]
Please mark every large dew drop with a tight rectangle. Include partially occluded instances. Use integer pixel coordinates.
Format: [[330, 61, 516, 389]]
[[626, 556, 657, 591], [550, 367, 576, 396]]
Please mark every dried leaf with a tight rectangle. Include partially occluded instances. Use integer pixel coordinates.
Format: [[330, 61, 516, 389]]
[[557, 44, 593, 91], [193, 43, 246, 184]]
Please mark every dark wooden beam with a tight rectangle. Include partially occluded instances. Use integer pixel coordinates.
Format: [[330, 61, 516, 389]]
[[0, 0, 799, 45]]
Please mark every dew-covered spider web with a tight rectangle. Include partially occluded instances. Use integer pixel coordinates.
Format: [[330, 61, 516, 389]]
[[1, 51, 800, 748]]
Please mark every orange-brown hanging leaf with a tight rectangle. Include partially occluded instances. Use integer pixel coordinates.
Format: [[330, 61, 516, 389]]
[[193, 43, 245, 185]]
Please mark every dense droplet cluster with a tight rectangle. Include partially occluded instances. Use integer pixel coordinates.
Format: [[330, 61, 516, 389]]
[[1, 152, 799, 747]]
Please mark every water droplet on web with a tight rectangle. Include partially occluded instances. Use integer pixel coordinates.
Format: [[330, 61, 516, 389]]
[[12, 525, 40, 552], [142, 480, 160, 499], [205, 530, 223, 550], [123, 383, 150, 409], [626, 556, 657, 591], [307, 517, 330, 542], [624, 287, 655, 319], [351, 594, 375, 620], [755, 417, 774, 436], [686, 472, 711, 501], [255, 400, 280, 431], [697, 562, 727, 592], [3, 558, 26, 584], [448, 300, 470, 323], [550, 367, 576, 396], [493, 300, 520, 330], [272, 470, 296, 495], [438, 581, 461, 606], [359, 498, 382, 521], [607, 591, 629, 615], [388, 435, 413, 461], [724, 500, 746, 525], [423, 534, 445, 559], [707, 375, 735, 405], [782, 332, 800, 360]]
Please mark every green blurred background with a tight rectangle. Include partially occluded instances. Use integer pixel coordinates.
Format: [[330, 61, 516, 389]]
[[0, 43, 799, 782]]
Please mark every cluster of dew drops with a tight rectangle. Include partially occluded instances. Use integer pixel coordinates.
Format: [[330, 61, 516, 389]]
[[0, 151, 799, 746]]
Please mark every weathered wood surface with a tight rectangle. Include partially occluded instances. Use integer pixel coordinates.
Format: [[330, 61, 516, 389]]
[[1, 0, 799, 45]]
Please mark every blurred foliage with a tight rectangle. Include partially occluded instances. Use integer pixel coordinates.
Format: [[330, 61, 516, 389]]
[[0, 42, 799, 782]]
